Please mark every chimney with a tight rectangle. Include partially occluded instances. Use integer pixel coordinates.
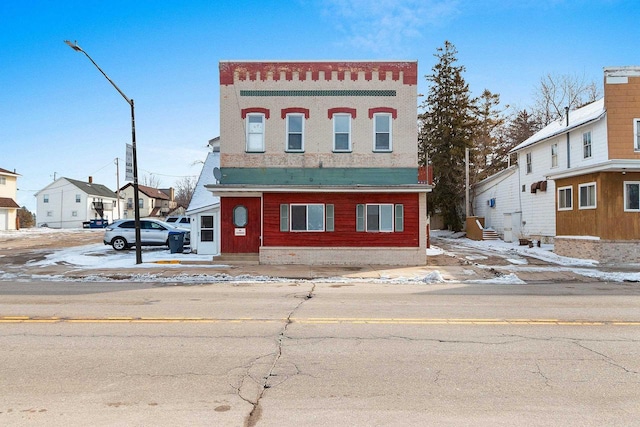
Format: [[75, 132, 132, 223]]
[[88, 176, 93, 184]]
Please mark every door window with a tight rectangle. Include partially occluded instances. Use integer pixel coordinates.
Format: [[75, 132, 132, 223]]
[[233, 205, 248, 227]]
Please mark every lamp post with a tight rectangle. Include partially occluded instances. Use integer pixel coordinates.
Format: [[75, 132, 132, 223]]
[[65, 40, 142, 264]]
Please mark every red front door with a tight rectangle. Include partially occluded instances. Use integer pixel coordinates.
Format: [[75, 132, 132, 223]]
[[221, 197, 261, 253]]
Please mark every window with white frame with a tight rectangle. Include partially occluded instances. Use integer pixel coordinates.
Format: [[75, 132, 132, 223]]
[[551, 143, 558, 168], [127, 198, 133, 209], [246, 114, 265, 152], [624, 181, 640, 211], [634, 119, 640, 151], [72, 211, 78, 217], [356, 204, 404, 232], [139, 198, 144, 209], [373, 114, 392, 151], [290, 204, 325, 232], [579, 182, 596, 209], [46, 211, 53, 217], [75, 194, 81, 203], [558, 186, 573, 210], [583, 131, 592, 158], [43, 194, 49, 203], [333, 114, 351, 152], [0, 177, 6, 185], [280, 204, 333, 232], [526, 152, 532, 174], [286, 114, 304, 152]]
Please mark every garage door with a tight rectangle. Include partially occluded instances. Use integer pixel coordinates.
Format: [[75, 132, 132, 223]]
[[0, 209, 7, 231]]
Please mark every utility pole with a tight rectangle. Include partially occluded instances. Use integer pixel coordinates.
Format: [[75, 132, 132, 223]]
[[114, 158, 120, 220]]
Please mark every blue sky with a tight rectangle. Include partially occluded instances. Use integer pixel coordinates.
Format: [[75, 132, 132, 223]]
[[1, 0, 638, 212]]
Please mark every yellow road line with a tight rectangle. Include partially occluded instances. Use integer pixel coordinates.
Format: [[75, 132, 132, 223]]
[[1, 316, 639, 325]]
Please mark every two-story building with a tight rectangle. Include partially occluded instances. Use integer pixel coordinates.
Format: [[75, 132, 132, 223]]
[[0, 167, 20, 230], [35, 177, 119, 228], [473, 66, 640, 263], [119, 184, 177, 219], [207, 61, 431, 265]]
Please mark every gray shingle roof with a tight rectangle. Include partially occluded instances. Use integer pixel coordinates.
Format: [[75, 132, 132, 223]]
[[65, 178, 117, 199]]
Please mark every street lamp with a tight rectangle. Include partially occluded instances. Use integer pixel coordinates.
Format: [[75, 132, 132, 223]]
[[64, 40, 142, 264]]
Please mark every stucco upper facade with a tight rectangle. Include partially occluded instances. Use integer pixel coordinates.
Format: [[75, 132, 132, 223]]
[[219, 61, 418, 173]]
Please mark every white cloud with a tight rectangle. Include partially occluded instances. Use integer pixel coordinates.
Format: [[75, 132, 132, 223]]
[[321, 0, 460, 56]]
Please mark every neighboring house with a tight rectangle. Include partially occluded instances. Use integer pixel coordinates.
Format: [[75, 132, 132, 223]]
[[474, 66, 640, 263], [35, 177, 118, 228], [0, 167, 20, 231], [186, 137, 221, 255], [119, 184, 177, 219], [207, 61, 432, 265]]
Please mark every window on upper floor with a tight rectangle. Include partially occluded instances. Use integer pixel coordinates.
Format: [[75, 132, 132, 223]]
[[551, 143, 558, 168], [43, 194, 49, 203], [526, 153, 532, 174], [624, 182, 640, 211], [579, 182, 596, 209], [139, 198, 144, 209], [246, 114, 265, 152], [634, 119, 640, 151], [127, 198, 133, 209], [286, 114, 304, 152], [558, 186, 573, 211], [75, 194, 81, 203], [333, 114, 351, 152], [0, 177, 6, 185], [373, 113, 392, 152], [583, 131, 592, 159]]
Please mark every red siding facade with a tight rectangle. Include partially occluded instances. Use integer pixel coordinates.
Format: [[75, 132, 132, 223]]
[[263, 192, 419, 247], [220, 197, 261, 253]]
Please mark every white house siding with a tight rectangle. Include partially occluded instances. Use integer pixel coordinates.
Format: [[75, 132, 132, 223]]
[[473, 167, 519, 237], [36, 178, 117, 228]]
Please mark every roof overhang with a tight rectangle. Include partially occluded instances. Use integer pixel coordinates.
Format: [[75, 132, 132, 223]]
[[205, 184, 432, 195], [546, 160, 640, 180]]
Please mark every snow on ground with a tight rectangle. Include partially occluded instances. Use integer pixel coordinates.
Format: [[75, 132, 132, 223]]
[[1, 228, 639, 284]]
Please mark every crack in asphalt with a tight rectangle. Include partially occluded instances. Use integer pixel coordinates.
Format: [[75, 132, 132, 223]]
[[244, 283, 316, 427]]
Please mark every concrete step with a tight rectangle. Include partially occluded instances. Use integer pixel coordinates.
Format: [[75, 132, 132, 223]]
[[213, 253, 260, 265], [482, 229, 500, 241]]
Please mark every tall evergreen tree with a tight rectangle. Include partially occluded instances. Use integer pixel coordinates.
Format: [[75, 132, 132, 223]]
[[471, 89, 505, 183], [419, 41, 475, 231]]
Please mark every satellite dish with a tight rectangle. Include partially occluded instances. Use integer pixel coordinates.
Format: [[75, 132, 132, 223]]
[[213, 167, 222, 182]]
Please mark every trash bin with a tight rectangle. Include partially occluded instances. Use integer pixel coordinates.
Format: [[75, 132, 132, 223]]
[[168, 230, 185, 254]]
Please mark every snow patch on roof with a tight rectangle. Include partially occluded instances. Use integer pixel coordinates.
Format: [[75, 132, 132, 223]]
[[510, 98, 605, 152]]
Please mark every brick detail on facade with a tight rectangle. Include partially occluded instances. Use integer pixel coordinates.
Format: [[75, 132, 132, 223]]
[[368, 107, 397, 119], [241, 107, 270, 119], [220, 61, 418, 86], [328, 107, 357, 119], [281, 107, 310, 119]]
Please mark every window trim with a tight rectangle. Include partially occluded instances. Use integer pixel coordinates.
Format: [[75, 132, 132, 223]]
[[525, 152, 532, 174], [623, 181, 640, 212], [290, 203, 325, 232], [0, 176, 6, 185], [43, 194, 49, 203], [551, 143, 558, 168], [557, 185, 573, 211], [634, 118, 640, 151], [356, 203, 403, 233], [578, 182, 597, 210], [583, 131, 592, 159], [332, 113, 352, 153], [245, 113, 266, 153], [285, 113, 305, 152], [372, 113, 393, 152]]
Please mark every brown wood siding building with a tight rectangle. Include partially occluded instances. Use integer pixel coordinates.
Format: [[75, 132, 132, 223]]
[[605, 74, 640, 160], [556, 171, 640, 240]]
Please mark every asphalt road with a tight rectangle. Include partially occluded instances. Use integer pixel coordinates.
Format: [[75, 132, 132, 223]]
[[1, 279, 639, 426]]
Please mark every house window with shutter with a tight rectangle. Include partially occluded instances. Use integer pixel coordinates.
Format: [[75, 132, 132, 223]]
[[280, 204, 333, 232], [356, 204, 403, 232]]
